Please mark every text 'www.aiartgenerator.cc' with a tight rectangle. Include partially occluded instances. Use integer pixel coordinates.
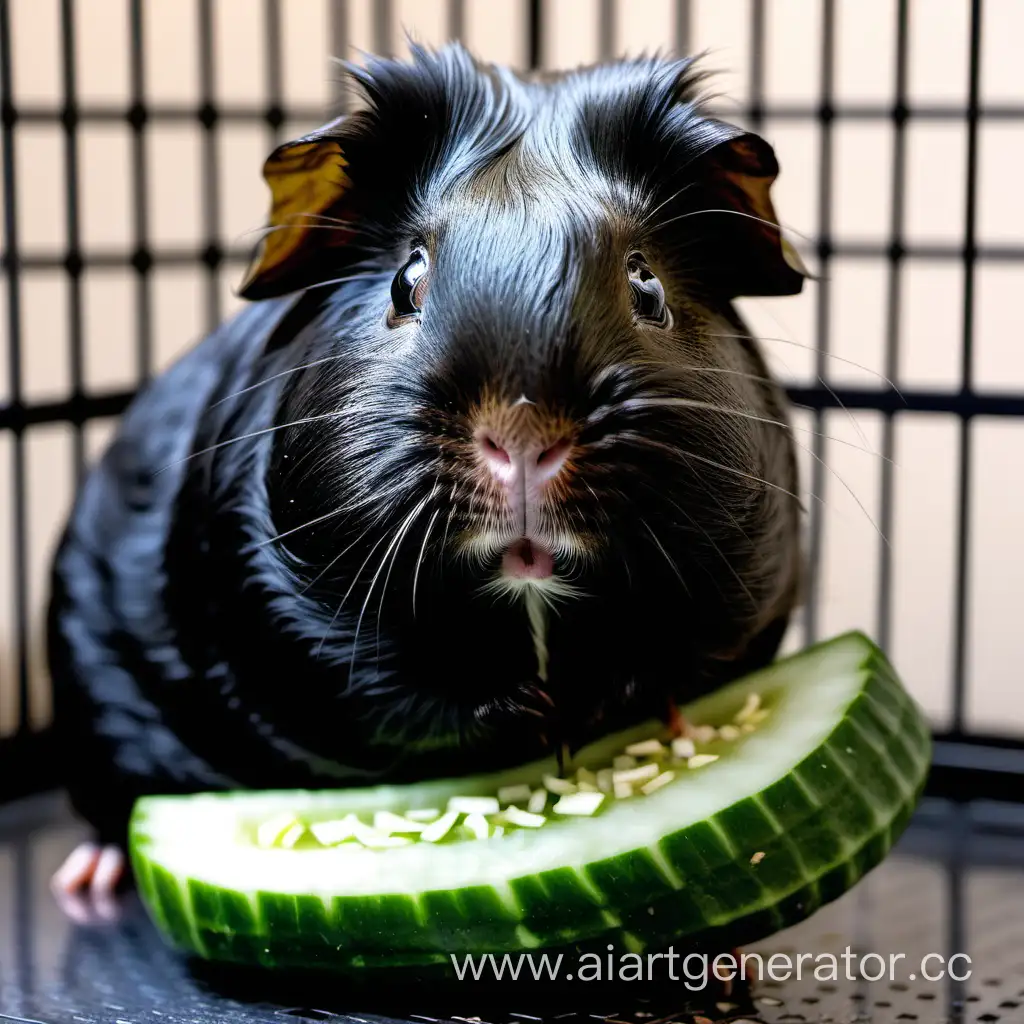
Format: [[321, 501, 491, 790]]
[[449, 946, 974, 988]]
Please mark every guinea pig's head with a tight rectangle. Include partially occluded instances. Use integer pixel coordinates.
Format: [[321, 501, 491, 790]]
[[239, 43, 807, 750]]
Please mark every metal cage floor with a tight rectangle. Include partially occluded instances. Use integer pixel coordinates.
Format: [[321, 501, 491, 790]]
[[2, 792, 1024, 1024]]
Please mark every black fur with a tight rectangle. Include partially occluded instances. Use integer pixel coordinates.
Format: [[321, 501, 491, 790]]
[[48, 43, 803, 846]]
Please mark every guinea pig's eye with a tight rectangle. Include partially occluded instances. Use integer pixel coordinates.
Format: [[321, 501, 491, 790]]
[[626, 253, 671, 328], [389, 248, 429, 323]]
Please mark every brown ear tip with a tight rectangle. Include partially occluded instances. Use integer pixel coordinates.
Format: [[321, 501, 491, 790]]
[[781, 237, 812, 279], [236, 262, 278, 302]]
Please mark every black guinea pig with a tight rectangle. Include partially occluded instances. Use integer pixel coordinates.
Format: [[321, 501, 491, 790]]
[[47, 42, 807, 897]]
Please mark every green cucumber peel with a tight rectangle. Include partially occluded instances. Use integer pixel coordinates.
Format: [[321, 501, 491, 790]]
[[128, 631, 932, 975]]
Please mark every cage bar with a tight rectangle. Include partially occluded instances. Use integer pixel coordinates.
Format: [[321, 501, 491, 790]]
[[58, 0, 86, 484], [6, 101, 1024, 127], [263, 0, 284, 147], [674, 0, 690, 56], [748, 0, 765, 128], [447, 0, 464, 43], [375, 0, 393, 59], [876, 0, 910, 654], [0, 0, 32, 742], [598, 0, 614, 62], [951, 0, 984, 736], [197, 0, 222, 333], [528, 0, 542, 70], [804, 0, 836, 645], [128, 0, 153, 386]]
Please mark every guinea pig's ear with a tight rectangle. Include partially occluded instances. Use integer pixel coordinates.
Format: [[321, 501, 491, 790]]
[[237, 116, 364, 301], [696, 131, 809, 299]]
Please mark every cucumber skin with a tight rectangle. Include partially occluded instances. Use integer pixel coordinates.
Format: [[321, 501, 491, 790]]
[[128, 634, 932, 978]]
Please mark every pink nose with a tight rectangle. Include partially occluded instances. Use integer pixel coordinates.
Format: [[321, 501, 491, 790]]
[[476, 431, 573, 491]]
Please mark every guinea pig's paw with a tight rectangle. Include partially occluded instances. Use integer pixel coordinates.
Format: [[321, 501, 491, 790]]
[[50, 842, 127, 924], [665, 696, 691, 739]]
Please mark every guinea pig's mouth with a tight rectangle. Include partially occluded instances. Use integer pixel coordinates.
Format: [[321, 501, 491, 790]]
[[460, 529, 588, 601], [501, 538, 555, 581]]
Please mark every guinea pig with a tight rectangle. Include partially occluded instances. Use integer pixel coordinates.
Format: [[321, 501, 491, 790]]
[[47, 41, 807, 901]]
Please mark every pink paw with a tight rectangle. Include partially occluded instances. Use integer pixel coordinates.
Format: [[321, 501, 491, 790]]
[[51, 841, 127, 923]]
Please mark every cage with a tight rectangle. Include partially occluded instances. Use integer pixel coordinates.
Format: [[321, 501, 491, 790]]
[[1, 1, 1023, 1023]]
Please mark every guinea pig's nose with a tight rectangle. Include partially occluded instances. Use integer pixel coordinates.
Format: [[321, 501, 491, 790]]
[[476, 431, 573, 490]]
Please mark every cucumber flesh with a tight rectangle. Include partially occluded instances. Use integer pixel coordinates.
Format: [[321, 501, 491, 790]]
[[244, 700, 773, 850], [129, 631, 931, 974]]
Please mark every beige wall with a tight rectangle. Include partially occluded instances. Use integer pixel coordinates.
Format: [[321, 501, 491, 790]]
[[1, 0, 1022, 739]]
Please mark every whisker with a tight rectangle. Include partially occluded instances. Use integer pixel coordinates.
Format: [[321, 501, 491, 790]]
[[798, 436, 890, 549], [604, 363, 787, 395], [622, 433, 811, 508], [818, 379, 874, 454], [270, 211, 364, 228], [316, 526, 395, 661], [374, 493, 432, 669], [651, 207, 814, 244], [637, 182, 697, 230], [678, 365, 777, 385], [235, 215, 392, 251], [159, 411, 345, 474], [638, 429, 883, 545], [346, 525, 408, 677], [640, 518, 690, 597], [303, 268, 391, 293], [588, 357, 879, 446], [440, 504, 457, 557], [298, 520, 378, 597], [744, 336, 876, 455], [250, 504, 349, 551], [211, 270, 391, 408], [687, 471, 757, 556], [241, 220, 367, 243], [412, 506, 442, 620], [592, 355, 782, 385], [580, 478, 603, 513], [668, 494, 758, 609], [211, 353, 350, 410], [710, 332, 906, 400], [676, 446, 810, 509], [618, 397, 891, 461], [277, 210, 363, 228]]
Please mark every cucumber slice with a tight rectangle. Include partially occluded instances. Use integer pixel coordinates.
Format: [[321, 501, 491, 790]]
[[128, 631, 931, 975]]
